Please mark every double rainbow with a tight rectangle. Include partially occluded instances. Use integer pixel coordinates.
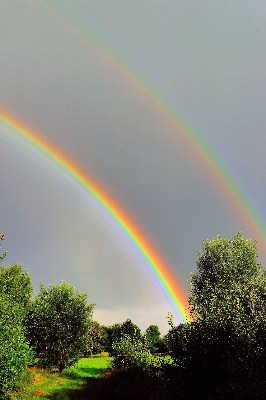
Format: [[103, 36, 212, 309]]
[[2, 2, 265, 324]]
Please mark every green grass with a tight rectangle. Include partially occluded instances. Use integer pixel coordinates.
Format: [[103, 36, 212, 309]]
[[8, 357, 112, 400], [8, 355, 170, 399]]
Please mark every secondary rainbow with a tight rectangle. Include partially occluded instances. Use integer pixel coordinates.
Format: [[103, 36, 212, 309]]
[[1, 110, 190, 323], [32, 1, 266, 258]]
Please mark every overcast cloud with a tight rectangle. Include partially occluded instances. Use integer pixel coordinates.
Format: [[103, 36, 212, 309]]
[[1, 1, 266, 333]]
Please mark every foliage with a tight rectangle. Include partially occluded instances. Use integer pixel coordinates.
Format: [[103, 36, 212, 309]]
[[145, 325, 161, 353], [103, 319, 141, 355], [84, 320, 107, 357], [112, 334, 151, 371], [0, 263, 33, 320], [189, 232, 260, 324], [102, 323, 122, 354], [26, 282, 94, 371], [165, 233, 266, 399], [0, 235, 34, 396], [120, 318, 141, 338], [0, 232, 7, 264], [0, 295, 33, 396]]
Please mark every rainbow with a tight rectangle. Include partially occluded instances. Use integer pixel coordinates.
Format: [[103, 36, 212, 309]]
[[31, 1, 266, 259], [1, 110, 190, 323], [2, 4, 266, 323]]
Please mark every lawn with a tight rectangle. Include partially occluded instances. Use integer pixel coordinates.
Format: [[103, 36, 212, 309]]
[[9, 356, 113, 400]]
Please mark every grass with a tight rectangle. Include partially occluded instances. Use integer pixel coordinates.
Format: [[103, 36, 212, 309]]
[[8, 355, 170, 399], [8, 356, 112, 400]]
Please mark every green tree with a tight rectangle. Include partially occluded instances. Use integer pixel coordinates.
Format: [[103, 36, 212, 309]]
[[85, 320, 107, 357], [0, 297, 33, 395], [166, 233, 266, 398], [103, 323, 122, 354], [0, 235, 33, 396], [120, 319, 141, 338], [145, 325, 161, 353], [0, 263, 33, 319], [103, 320, 141, 355], [189, 232, 260, 325], [27, 282, 94, 371]]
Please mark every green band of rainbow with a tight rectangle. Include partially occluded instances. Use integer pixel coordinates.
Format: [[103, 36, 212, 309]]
[[1, 110, 190, 323], [32, 0, 266, 259]]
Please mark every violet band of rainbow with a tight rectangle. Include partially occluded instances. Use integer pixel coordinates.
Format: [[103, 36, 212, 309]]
[[1, 110, 191, 323]]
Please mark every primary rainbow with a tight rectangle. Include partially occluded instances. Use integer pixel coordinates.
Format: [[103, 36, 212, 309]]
[[1, 110, 190, 323]]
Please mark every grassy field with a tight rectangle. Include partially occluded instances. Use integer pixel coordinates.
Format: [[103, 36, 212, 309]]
[[9, 356, 113, 400], [8, 355, 171, 399]]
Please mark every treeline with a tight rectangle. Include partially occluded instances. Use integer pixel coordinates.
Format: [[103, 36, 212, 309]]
[[86, 319, 166, 357], [2, 232, 266, 399]]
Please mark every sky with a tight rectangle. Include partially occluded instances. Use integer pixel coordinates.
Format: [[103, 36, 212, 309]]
[[1, 0, 266, 334]]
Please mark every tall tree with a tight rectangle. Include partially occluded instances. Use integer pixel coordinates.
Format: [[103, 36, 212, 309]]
[[145, 325, 161, 353], [167, 233, 266, 398], [85, 321, 107, 357], [120, 319, 141, 338], [103, 319, 141, 354], [103, 323, 122, 355], [189, 232, 260, 325], [27, 282, 94, 371], [0, 235, 33, 395], [0, 296, 33, 395]]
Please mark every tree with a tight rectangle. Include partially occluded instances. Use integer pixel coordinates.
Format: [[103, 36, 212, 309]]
[[85, 321, 107, 357], [0, 236, 33, 395], [165, 233, 266, 398], [0, 297, 33, 395], [189, 232, 260, 325], [103, 319, 141, 355], [103, 323, 122, 354], [120, 319, 141, 338], [145, 325, 161, 353], [26, 282, 94, 371], [0, 263, 33, 319]]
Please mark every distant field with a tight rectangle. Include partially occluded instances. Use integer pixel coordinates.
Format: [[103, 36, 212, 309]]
[[9, 357, 113, 400]]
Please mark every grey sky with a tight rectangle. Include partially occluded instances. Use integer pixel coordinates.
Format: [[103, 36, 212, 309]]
[[1, 0, 265, 333]]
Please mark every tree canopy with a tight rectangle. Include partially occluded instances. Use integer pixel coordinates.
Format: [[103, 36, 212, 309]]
[[0, 264, 33, 318], [166, 233, 266, 399], [189, 232, 261, 325], [26, 282, 94, 371]]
